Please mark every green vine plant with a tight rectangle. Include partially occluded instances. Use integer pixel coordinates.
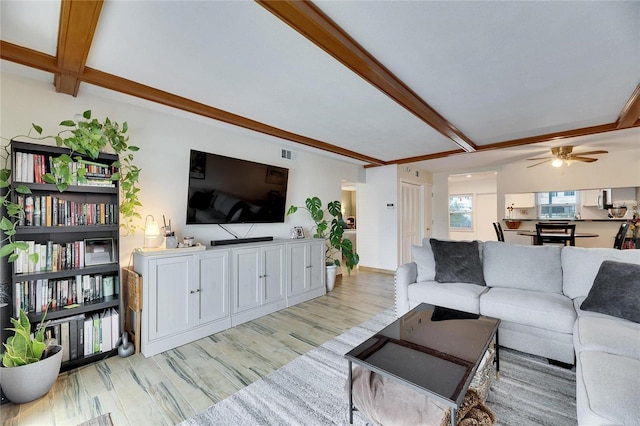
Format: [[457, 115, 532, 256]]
[[1, 110, 142, 262]]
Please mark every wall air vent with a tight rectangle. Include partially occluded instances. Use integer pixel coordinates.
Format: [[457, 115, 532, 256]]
[[281, 149, 297, 160]]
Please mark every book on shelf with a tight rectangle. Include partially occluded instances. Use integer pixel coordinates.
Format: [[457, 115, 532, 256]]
[[12, 151, 115, 186], [16, 195, 118, 228], [14, 239, 90, 274], [61, 322, 70, 362], [33, 309, 117, 362], [13, 273, 115, 316]]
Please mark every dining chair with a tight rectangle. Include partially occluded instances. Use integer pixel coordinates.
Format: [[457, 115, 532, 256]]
[[493, 222, 505, 242], [535, 223, 576, 246], [613, 222, 630, 249]]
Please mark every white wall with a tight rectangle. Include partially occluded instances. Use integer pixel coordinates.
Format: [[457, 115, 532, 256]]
[[0, 72, 363, 265], [358, 165, 398, 271], [356, 164, 432, 271]]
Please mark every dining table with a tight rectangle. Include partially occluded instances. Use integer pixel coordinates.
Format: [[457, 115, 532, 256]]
[[517, 230, 599, 245]]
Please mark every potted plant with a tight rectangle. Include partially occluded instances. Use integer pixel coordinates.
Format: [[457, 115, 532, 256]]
[[0, 110, 142, 262], [0, 307, 62, 403], [287, 197, 359, 291], [505, 204, 521, 229]]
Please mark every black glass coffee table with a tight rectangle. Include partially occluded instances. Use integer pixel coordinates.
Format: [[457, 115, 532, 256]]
[[345, 303, 500, 426]]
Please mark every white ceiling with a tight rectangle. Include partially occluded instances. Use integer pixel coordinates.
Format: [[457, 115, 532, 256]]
[[1, 0, 639, 173]]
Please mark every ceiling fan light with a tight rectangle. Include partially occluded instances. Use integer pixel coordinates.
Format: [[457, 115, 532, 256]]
[[551, 158, 563, 167]]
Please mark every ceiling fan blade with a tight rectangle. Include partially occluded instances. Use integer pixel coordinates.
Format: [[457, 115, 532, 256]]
[[526, 157, 552, 161], [527, 159, 551, 168], [572, 150, 608, 156], [570, 156, 598, 162]]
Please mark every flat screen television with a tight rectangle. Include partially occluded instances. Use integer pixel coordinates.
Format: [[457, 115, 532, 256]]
[[186, 149, 289, 224]]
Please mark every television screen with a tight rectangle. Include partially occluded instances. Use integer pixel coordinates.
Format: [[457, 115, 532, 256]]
[[186, 150, 289, 224]]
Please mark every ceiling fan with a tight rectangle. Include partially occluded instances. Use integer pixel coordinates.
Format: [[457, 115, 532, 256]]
[[526, 146, 608, 168]]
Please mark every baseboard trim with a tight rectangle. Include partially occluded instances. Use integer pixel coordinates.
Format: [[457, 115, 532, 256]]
[[356, 266, 395, 275]]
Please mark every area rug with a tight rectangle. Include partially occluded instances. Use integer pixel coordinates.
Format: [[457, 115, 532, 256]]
[[180, 310, 576, 426], [76, 413, 113, 426]]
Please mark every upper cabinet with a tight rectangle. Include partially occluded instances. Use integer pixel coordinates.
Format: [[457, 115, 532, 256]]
[[505, 193, 535, 208]]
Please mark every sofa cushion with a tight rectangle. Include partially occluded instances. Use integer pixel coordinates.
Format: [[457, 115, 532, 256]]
[[411, 244, 436, 282], [580, 260, 640, 323], [574, 316, 640, 360], [561, 246, 640, 299], [482, 241, 563, 293], [480, 287, 575, 334], [408, 281, 488, 314], [576, 351, 640, 426], [429, 239, 485, 285]]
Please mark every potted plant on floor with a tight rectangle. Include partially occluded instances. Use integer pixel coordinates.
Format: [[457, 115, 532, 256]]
[[287, 197, 359, 291], [0, 110, 142, 262], [0, 307, 62, 403]]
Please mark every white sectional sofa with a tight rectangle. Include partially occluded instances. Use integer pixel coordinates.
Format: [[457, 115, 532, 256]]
[[395, 239, 640, 425]]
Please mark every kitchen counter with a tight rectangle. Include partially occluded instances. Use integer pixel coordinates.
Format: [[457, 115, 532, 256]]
[[501, 219, 627, 248]]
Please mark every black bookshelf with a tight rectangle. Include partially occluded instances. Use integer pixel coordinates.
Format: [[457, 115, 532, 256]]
[[6, 140, 122, 371]]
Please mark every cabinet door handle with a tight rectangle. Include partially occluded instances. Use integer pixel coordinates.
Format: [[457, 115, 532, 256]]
[[306, 265, 312, 268], [190, 289, 201, 294]]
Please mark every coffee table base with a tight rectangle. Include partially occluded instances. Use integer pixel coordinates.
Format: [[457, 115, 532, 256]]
[[347, 344, 499, 426]]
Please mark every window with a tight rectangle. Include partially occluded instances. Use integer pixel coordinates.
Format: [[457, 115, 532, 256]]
[[449, 194, 473, 230], [537, 191, 577, 219]]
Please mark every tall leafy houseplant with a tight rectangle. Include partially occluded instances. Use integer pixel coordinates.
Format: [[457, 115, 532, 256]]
[[0, 110, 141, 262], [287, 197, 359, 274]]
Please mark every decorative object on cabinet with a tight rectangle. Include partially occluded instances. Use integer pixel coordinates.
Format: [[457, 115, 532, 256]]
[[0, 307, 63, 403], [143, 215, 162, 248], [287, 197, 359, 276], [1, 110, 141, 263], [4, 140, 122, 373], [292, 226, 304, 239]]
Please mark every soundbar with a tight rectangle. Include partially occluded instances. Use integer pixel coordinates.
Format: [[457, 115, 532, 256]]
[[211, 236, 274, 246]]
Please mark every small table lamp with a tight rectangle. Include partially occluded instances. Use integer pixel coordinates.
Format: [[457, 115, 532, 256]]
[[144, 215, 161, 248]]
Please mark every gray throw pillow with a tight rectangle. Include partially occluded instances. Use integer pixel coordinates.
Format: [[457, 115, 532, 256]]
[[411, 244, 436, 282], [429, 239, 486, 285], [580, 260, 640, 323]]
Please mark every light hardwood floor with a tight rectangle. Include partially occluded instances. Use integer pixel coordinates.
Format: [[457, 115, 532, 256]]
[[1, 268, 395, 425]]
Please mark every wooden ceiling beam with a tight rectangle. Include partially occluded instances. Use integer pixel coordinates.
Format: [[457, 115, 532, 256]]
[[82, 68, 387, 165], [0, 41, 386, 165], [0, 41, 59, 73], [384, 122, 632, 165], [256, 0, 478, 153], [616, 83, 640, 129], [54, 0, 103, 96]]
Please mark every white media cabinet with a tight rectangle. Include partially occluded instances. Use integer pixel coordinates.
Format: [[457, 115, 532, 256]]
[[133, 238, 325, 357]]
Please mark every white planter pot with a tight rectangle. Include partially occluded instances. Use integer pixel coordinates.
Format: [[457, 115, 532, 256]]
[[326, 265, 338, 291], [0, 345, 63, 404]]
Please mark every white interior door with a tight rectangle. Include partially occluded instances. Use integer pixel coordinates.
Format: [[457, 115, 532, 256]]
[[400, 181, 424, 264], [476, 193, 498, 241]]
